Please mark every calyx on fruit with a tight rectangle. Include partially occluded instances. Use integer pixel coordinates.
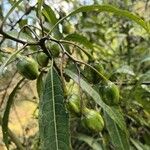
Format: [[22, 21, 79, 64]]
[[66, 94, 81, 116], [37, 52, 49, 67], [81, 108, 104, 132], [84, 62, 105, 84], [17, 56, 39, 80], [99, 80, 120, 105]]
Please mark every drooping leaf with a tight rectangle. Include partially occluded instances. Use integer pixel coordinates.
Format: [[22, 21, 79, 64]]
[[130, 138, 150, 150], [104, 109, 130, 150], [140, 56, 150, 64], [115, 65, 135, 76], [42, 4, 62, 38], [2, 78, 24, 149], [76, 133, 103, 150], [39, 62, 71, 150], [36, 72, 45, 98], [37, 0, 44, 17], [49, 4, 149, 35], [7, 30, 35, 42], [64, 33, 93, 50], [65, 69, 126, 131]]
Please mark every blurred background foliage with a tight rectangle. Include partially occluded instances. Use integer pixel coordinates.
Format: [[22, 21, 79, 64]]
[[0, 0, 150, 149]]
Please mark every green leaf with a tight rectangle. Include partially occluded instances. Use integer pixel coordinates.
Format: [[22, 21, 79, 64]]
[[130, 138, 150, 150], [49, 4, 149, 35], [0, 48, 23, 77], [36, 72, 45, 98], [37, 0, 44, 17], [140, 56, 150, 64], [104, 109, 130, 150], [42, 4, 58, 25], [39, 62, 71, 150], [65, 69, 126, 131], [42, 4, 62, 38], [7, 30, 35, 42], [0, 0, 23, 27], [76, 133, 103, 150], [115, 65, 135, 76], [64, 33, 93, 50], [2, 78, 24, 149]]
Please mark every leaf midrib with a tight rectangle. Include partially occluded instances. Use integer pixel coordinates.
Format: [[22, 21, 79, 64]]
[[51, 62, 59, 150]]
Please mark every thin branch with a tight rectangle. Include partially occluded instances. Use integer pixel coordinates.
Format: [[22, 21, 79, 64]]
[[0, 29, 39, 45], [58, 42, 108, 81]]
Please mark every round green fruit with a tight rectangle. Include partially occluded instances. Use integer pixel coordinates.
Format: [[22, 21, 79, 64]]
[[37, 52, 49, 67], [50, 44, 60, 58], [66, 94, 81, 116], [17, 56, 39, 80], [81, 108, 104, 132], [100, 81, 120, 105], [63, 22, 75, 34]]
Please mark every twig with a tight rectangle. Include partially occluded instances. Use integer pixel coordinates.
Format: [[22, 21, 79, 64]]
[[58, 42, 108, 81], [0, 29, 39, 45]]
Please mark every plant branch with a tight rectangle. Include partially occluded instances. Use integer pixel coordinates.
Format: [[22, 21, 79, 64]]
[[58, 42, 108, 81], [0, 29, 39, 45]]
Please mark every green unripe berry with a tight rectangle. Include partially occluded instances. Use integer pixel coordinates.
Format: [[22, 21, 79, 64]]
[[99, 81, 120, 105], [17, 56, 39, 80], [66, 94, 81, 116], [81, 108, 104, 132], [50, 44, 60, 58], [37, 52, 49, 67], [63, 22, 75, 34]]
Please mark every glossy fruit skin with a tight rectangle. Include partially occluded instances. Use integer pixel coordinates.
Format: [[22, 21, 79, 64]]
[[66, 94, 81, 116], [84, 62, 105, 84], [17, 56, 39, 80], [100, 81, 120, 105], [81, 108, 104, 132], [50, 44, 60, 58], [37, 52, 49, 67]]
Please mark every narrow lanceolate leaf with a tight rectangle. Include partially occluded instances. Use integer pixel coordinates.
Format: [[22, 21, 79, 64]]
[[49, 4, 149, 35], [36, 72, 45, 98], [37, 0, 44, 17], [39, 64, 70, 150], [42, 4, 62, 38], [65, 69, 126, 131], [76, 133, 103, 150], [2, 78, 24, 149], [104, 109, 130, 150], [64, 34, 93, 50]]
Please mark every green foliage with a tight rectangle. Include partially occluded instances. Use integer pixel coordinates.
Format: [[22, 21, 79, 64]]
[[2, 78, 24, 149], [65, 69, 126, 131], [38, 62, 71, 150], [36, 52, 49, 67], [99, 81, 120, 106], [17, 56, 39, 80], [104, 111, 130, 150], [0, 0, 149, 149], [81, 108, 104, 132]]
